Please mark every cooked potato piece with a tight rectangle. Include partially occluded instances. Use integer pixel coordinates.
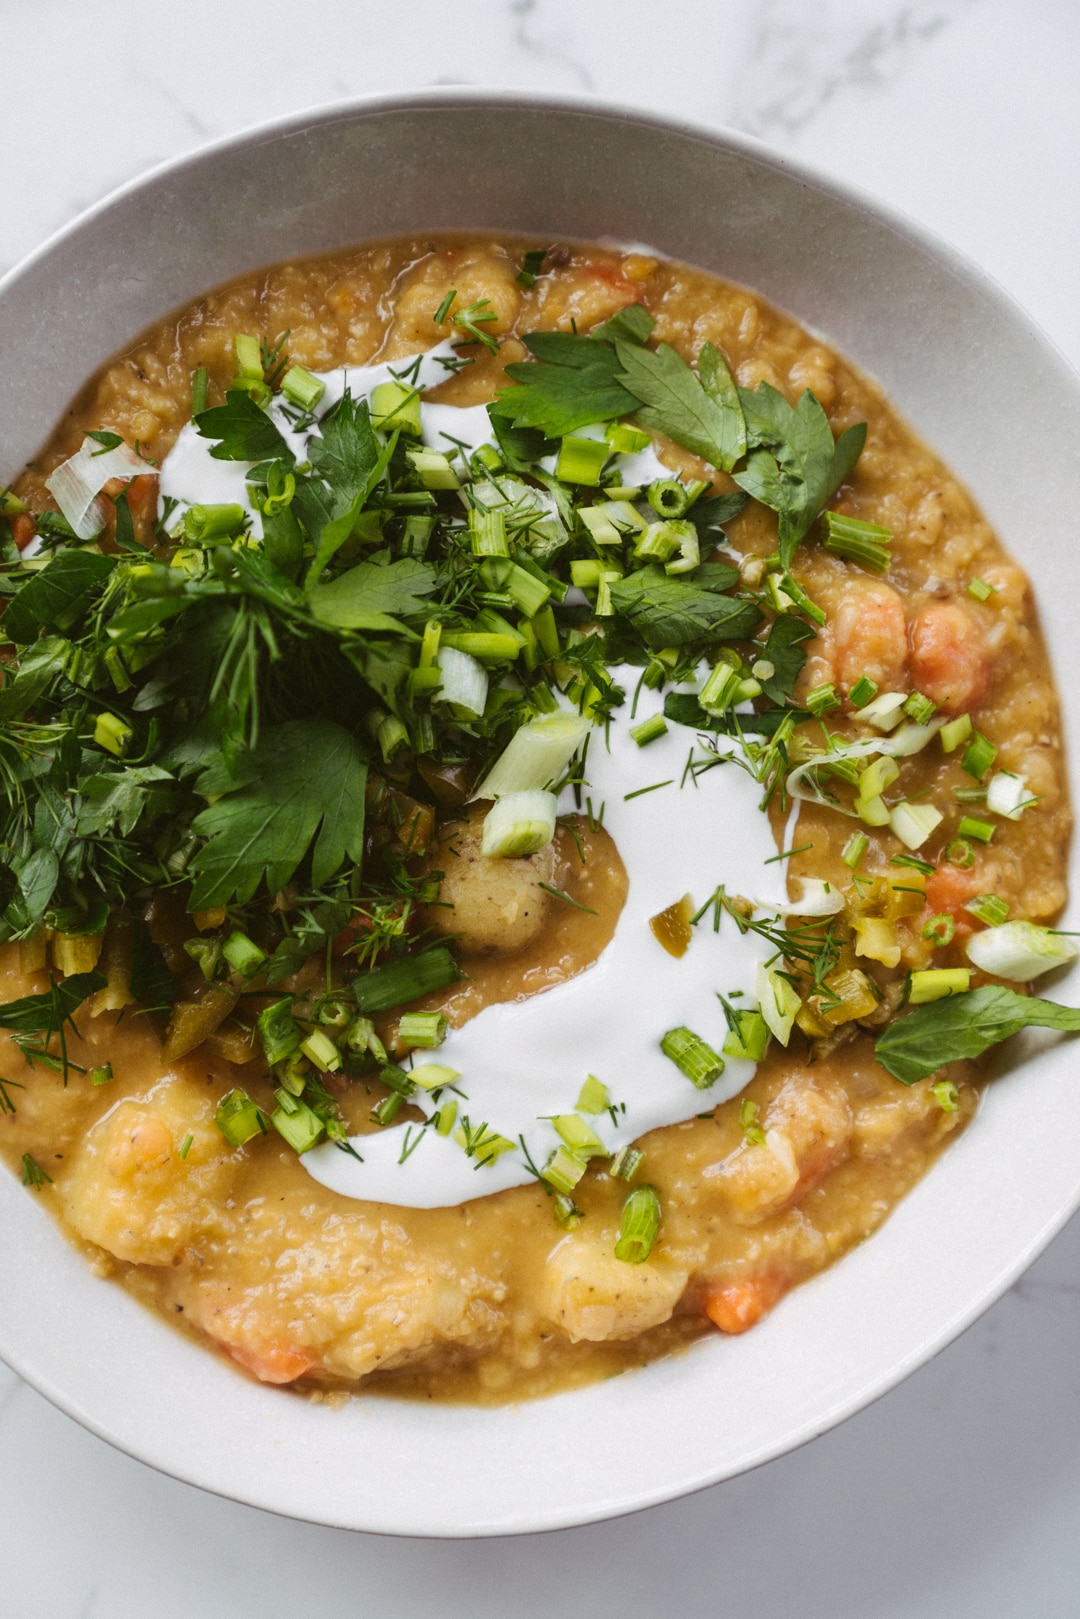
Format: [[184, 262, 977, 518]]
[[425, 805, 557, 956], [542, 1234, 687, 1343], [59, 1078, 233, 1265]]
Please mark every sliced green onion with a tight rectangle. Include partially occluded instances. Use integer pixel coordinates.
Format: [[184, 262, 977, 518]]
[[398, 1011, 448, 1049], [553, 1194, 583, 1229], [632, 521, 679, 565], [629, 713, 668, 747], [371, 1091, 405, 1127], [233, 333, 263, 380], [964, 893, 1009, 927], [945, 837, 976, 868], [531, 604, 561, 659], [299, 1028, 341, 1073], [820, 510, 893, 573], [183, 503, 246, 544], [806, 682, 841, 718], [889, 801, 944, 851], [903, 690, 937, 725], [967, 578, 996, 602], [184, 936, 223, 983], [605, 421, 651, 455], [481, 789, 557, 857], [435, 646, 488, 716], [94, 712, 132, 757], [986, 771, 1033, 821], [89, 1062, 114, 1087], [215, 1088, 267, 1149], [842, 831, 869, 870], [407, 449, 460, 491], [542, 1145, 589, 1194], [660, 1026, 725, 1089], [721, 1010, 769, 1062], [552, 1114, 607, 1157], [576, 1074, 610, 1115], [957, 816, 995, 844], [614, 1185, 661, 1264], [939, 712, 973, 753], [931, 1078, 960, 1111], [966, 921, 1079, 980], [352, 947, 459, 1014], [434, 1100, 458, 1135], [908, 968, 971, 1004], [579, 504, 622, 545], [647, 479, 692, 519], [556, 435, 608, 486], [409, 1062, 460, 1091], [923, 913, 956, 947], [663, 522, 700, 576], [440, 631, 520, 664], [256, 998, 301, 1066], [756, 961, 801, 1046], [848, 675, 879, 708], [474, 711, 591, 798], [609, 1144, 643, 1181], [469, 506, 509, 557], [857, 691, 907, 731], [271, 1092, 326, 1152], [370, 379, 422, 435], [962, 731, 997, 781], [400, 514, 435, 557], [699, 660, 743, 717], [191, 367, 209, 419], [221, 930, 266, 978], [281, 364, 326, 413]]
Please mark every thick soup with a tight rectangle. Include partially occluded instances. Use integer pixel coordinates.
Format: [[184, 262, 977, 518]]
[[0, 236, 1070, 1402]]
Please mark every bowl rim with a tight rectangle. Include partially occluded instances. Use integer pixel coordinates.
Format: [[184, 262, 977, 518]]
[[1, 85, 1079, 1538]]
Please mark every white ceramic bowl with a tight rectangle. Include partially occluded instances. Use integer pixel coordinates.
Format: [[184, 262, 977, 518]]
[[1, 91, 1079, 1538]]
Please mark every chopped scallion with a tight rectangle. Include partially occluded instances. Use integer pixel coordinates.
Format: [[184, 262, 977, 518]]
[[542, 1144, 588, 1194], [848, 675, 879, 709], [962, 731, 998, 781], [722, 1009, 769, 1062], [609, 1144, 643, 1181], [939, 713, 973, 754], [806, 682, 841, 718], [957, 816, 995, 845], [630, 713, 668, 747], [842, 831, 869, 870], [352, 948, 459, 1013], [903, 690, 937, 725], [556, 435, 609, 486], [967, 578, 996, 602], [660, 1026, 725, 1089], [221, 929, 266, 979], [964, 893, 1009, 927], [922, 913, 956, 947], [575, 1074, 610, 1115], [88, 1062, 114, 1086], [398, 1011, 448, 1049], [908, 967, 971, 1004], [256, 997, 301, 1066], [614, 1185, 661, 1264], [932, 1078, 960, 1111], [820, 510, 893, 573], [215, 1088, 267, 1149], [280, 364, 326, 413]]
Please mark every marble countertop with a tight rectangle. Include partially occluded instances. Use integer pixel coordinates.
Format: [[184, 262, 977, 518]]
[[3, 1, 1080, 1613]]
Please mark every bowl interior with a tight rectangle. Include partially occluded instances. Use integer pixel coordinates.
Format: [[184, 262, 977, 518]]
[[1, 93, 1079, 1537]]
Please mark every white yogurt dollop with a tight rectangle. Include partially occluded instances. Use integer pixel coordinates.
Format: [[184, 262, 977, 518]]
[[156, 347, 789, 1210], [304, 688, 789, 1208]]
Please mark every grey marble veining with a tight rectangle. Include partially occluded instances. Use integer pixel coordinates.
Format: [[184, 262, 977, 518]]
[[2, 2, 1080, 1613]]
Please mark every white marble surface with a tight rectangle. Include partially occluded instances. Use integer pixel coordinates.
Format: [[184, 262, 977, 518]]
[[3, 1, 1080, 1612]]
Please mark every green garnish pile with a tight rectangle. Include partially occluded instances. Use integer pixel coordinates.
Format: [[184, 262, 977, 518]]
[[0, 281, 1075, 1170]]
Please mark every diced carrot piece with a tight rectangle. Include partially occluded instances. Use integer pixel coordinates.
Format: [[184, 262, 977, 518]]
[[703, 1273, 785, 1335], [223, 1339, 317, 1385], [11, 512, 35, 551]]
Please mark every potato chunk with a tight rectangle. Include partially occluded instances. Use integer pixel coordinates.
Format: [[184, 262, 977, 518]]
[[705, 1073, 853, 1225], [425, 805, 557, 957], [541, 1234, 687, 1343], [60, 1078, 233, 1265]]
